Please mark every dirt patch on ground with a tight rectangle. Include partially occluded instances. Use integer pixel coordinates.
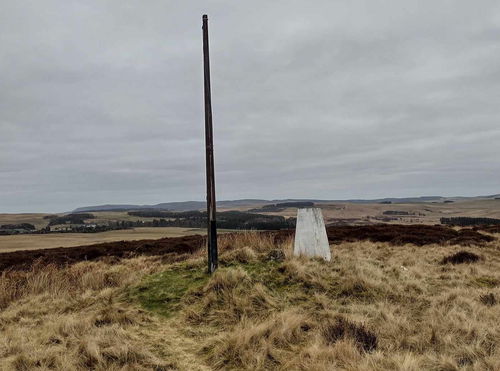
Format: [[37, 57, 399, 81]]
[[0, 235, 205, 272], [441, 251, 481, 265]]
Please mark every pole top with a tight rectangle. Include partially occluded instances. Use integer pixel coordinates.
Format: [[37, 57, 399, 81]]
[[203, 14, 208, 20]]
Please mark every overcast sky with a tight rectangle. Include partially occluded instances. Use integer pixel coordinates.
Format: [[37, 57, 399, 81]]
[[1, 1, 500, 212]]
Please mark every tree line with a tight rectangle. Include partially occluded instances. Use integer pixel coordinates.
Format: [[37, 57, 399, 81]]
[[440, 217, 500, 226], [45, 213, 95, 226], [127, 210, 295, 230]]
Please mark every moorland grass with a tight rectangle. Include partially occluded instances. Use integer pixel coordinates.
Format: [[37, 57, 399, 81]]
[[1, 231, 500, 370]]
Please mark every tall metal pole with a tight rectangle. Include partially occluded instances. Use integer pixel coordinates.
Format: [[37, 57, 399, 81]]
[[202, 14, 218, 273]]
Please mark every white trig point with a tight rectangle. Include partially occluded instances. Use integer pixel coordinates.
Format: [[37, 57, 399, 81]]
[[294, 208, 331, 261]]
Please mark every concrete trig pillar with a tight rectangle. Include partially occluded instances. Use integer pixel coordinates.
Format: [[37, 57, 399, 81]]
[[294, 208, 331, 261]]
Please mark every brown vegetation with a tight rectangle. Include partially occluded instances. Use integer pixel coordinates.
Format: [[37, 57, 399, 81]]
[[0, 227, 210, 254], [474, 225, 500, 234], [321, 316, 378, 352], [324, 224, 494, 246], [0, 235, 204, 272], [1, 228, 500, 370], [480, 293, 497, 307], [441, 251, 481, 265], [273, 224, 495, 247], [1, 225, 495, 273]]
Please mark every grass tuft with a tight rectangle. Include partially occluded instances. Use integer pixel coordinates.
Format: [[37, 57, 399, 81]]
[[321, 316, 377, 352], [480, 293, 497, 306], [441, 250, 481, 265]]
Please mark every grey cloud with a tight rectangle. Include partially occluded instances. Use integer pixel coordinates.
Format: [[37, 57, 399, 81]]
[[1, 0, 499, 212]]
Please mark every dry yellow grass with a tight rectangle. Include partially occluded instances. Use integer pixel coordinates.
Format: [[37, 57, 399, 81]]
[[1, 231, 500, 370], [184, 236, 500, 370], [0, 257, 212, 370], [0, 257, 170, 370]]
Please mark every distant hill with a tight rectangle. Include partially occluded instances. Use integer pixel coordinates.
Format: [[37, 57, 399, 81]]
[[72, 194, 499, 213], [73, 200, 269, 213]]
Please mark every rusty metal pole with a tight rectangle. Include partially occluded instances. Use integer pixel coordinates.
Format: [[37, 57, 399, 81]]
[[202, 14, 218, 273]]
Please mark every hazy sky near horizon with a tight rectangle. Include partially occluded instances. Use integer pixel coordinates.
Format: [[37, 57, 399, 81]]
[[1, 1, 500, 212]]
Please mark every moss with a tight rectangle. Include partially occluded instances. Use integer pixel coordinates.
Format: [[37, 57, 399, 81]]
[[126, 264, 209, 317], [127, 254, 388, 322], [128, 259, 306, 318], [225, 260, 304, 301]]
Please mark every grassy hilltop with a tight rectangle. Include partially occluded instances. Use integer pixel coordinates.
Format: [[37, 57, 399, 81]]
[[1, 230, 500, 370]]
